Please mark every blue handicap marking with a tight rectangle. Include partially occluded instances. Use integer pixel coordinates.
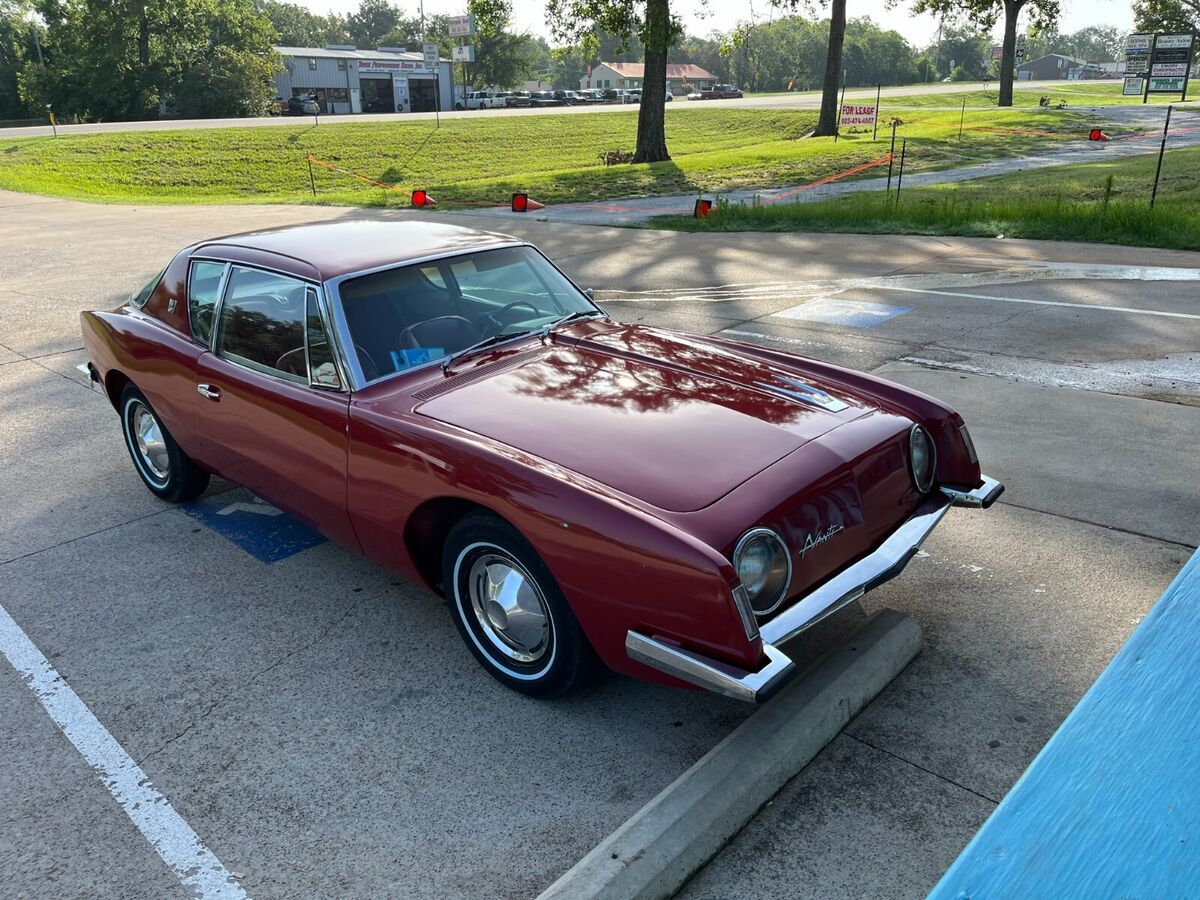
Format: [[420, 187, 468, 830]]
[[771, 297, 912, 329], [929, 546, 1200, 898], [184, 488, 327, 563]]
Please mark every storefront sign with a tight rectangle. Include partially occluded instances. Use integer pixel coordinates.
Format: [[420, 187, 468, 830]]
[[1123, 76, 1145, 95], [839, 104, 877, 127], [360, 59, 433, 75], [422, 43, 440, 70], [991, 46, 1002, 61], [452, 45, 475, 62], [448, 15, 476, 37]]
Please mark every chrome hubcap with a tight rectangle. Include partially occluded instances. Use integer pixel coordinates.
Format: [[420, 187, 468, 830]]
[[467, 553, 550, 663], [131, 402, 169, 481]]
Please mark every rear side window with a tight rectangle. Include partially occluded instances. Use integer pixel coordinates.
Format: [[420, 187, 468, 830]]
[[306, 288, 342, 389], [216, 266, 307, 383], [188, 261, 227, 345], [131, 268, 166, 309]]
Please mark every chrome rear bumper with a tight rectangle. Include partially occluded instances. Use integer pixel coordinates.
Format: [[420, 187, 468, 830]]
[[626, 474, 1003, 702]]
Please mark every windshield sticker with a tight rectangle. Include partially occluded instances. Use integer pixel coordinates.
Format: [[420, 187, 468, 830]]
[[391, 348, 445, 371]]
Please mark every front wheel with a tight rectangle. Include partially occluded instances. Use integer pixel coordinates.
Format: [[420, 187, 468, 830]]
[[119, 384, 209, 503], [442, 513, 596, 698]]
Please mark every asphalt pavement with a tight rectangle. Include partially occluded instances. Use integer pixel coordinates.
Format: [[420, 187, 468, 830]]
[[1, 190, 1196, 898]]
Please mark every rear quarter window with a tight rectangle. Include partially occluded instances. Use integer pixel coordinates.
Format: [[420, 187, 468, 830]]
[[130, 268, 166, 308]]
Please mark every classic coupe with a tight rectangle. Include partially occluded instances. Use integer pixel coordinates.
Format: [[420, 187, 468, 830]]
[[80, 221, 1001, 702]]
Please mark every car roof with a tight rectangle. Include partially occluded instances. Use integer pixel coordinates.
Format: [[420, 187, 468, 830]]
[[192, 220, 522, 282]]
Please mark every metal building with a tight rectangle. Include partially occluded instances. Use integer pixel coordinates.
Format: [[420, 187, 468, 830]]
[[275, 45, 456, 115]]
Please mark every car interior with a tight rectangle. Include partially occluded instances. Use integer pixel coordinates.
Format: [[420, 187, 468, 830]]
[[337, 248, 585, 383]]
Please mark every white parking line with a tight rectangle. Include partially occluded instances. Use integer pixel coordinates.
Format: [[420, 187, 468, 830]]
[[0, 601, 247, 900], [880, 286, 1200, 320]]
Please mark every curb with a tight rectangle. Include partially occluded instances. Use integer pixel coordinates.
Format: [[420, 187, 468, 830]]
[[536, 609, 923, 900]]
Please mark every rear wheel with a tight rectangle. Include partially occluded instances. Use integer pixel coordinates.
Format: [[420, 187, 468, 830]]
[[442, 513, 595, 698], [119, 384, 209, 503]]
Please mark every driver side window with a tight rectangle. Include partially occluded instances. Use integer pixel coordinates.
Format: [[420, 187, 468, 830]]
[[216, 266, 307, 384]]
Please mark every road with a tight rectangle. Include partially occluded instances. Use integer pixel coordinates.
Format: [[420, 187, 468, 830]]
[[1, 80, 1068, 140], [1, 190, 1196, 898]]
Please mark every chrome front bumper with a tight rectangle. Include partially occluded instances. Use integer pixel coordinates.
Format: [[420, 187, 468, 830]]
[[626, 475, 1004, 703]]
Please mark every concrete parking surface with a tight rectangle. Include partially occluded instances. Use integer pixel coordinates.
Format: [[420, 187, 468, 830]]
[[1, 190, 1196, 898]]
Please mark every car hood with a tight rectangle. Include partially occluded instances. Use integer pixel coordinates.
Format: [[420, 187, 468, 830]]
[[414, 324, 873, 512]]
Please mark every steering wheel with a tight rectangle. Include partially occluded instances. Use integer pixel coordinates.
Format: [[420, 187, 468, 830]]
[[483, 300, 541, 332], [354, 343, 380, 382]]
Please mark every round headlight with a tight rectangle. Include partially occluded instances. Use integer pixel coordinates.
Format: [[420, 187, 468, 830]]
[[909, 424, 936, 494], [733, 528, 792, 616]]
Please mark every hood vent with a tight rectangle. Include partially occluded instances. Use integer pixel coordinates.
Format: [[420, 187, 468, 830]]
[[755, 376, 850, 412], [411, 353, 530, 402]]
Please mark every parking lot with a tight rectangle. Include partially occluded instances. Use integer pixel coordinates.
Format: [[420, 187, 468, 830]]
[[2, 190, 1197, 898]]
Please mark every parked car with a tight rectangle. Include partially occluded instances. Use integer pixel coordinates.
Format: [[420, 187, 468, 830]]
[[286, 95, 319, 115], [665, 90, 674, 102], [363, 96, 395, 114], [553, 90, 581, 105], [527, 91, 560, 107], [577, 89, 605, 104], [505, 91, 531, 108], [700, 84, 744, 100], [79, 221, 1000, 702], [602, 88, 637, 103], [459, 91, 506, 110]]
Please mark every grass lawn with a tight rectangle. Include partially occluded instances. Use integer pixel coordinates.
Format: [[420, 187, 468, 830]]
[[0, 104, 1084, 208], [655, 145, 1200, 251]]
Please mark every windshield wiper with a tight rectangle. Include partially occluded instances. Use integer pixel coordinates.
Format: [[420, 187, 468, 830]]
[[541, 309, 607, 336], [441, 330, 534, 374]]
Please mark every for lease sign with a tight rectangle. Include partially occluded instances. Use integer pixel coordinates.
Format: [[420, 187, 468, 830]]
[[839, 103, 877, 127]]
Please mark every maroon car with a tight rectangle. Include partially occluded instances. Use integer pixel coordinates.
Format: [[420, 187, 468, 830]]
[[79, 221, 1001, 702], [700, 84, 744, 99]]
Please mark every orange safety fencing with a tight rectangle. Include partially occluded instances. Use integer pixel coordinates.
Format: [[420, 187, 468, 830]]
[[763, 152, 896, 204]]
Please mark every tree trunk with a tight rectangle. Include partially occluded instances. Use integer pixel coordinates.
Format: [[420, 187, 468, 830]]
[[998, 0, 1023, 108], [814, 0, 847, 137], [634, 0, 670, 163]]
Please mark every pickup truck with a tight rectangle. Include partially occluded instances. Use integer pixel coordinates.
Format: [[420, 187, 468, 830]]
[[700, 84, 744, 100]]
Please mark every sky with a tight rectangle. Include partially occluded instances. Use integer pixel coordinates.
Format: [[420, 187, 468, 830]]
[[298, 0, 1136, 49]]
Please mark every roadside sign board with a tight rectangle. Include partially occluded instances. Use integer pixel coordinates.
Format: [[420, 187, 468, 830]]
[[1147, 33, 1194, 95], [452, 45, 474, 63], [448, 14, 476, 37], [1015, 34, 1026, 65], [1148, 76, 1187, 92], [991, 47, 1002, 61], [839, 103, 877, 127], [1123, 76, 1146, 95], [422, 42, 440, 70], [1125, 33, 1152, 75]]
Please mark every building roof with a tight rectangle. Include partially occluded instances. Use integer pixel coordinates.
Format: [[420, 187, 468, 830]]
[[597, 62, 717, 80], [1017, 53, 1091, 68], [274, 45, 445, 63], [194, 221, 521, 282]]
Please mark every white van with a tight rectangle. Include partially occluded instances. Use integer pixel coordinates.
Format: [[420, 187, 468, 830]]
[[458, 91, 508, 110]]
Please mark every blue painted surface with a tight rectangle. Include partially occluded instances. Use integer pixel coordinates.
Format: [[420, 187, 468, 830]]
[[183, 489, 327, 564], [930, 547, 1200, 899], [771, 298, 912, 329]]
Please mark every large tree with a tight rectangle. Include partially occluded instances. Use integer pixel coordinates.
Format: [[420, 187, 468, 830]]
[[20, 0, 279, 121], [255, 0, 348, 46], [913, 0, 1059, 106], [547, 0, 679, 163], [467, 0, 536, 89], [1135, 0, 1199, 32]]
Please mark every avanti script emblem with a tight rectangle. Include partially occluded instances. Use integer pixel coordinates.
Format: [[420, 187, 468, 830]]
[[799, 523, 844, 559]]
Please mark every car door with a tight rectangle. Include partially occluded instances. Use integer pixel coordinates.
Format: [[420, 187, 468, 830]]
[[193, 263, 359, 551]]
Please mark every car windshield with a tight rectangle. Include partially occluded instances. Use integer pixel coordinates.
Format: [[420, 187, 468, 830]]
[[336, 246, 599, 383]]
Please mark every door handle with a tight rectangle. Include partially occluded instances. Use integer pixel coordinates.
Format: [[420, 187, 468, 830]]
[[197, 383, 221, 401]]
